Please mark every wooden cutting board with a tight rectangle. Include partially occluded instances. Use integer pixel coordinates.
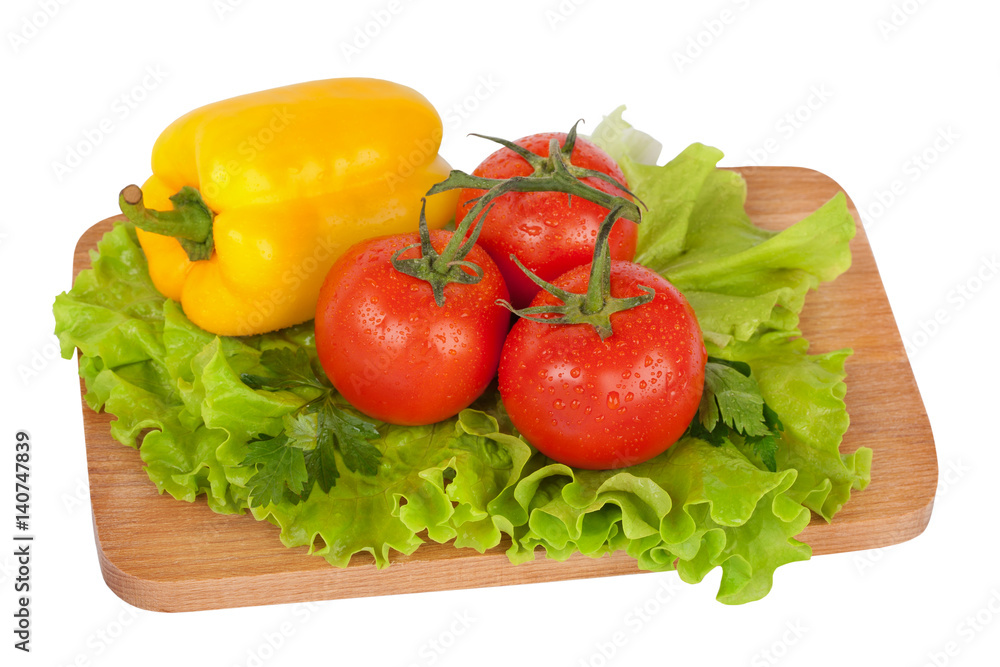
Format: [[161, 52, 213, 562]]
[[73, 167, 937, 612]]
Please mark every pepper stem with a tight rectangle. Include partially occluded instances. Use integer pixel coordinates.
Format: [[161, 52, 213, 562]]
[[119, 184, 215, 261]]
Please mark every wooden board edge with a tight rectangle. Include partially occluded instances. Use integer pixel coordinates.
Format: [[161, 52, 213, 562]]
[[804, 491, 935, 557], [96, 536, 652, 613], [72, 215, 120, 279], [101, 488, 937, 613], [98, 502, 938, 615]]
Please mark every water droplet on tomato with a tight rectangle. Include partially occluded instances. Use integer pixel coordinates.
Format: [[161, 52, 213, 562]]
[[625, 392, 634, 402], [570, 367, 582, 378], [519, 223, 543, 236], [644, 355, 654, 367], [621, 370, 632, 379], [553, 399, 565, 410], [570, 400, 580, 409], [607, 391, 620, 409]]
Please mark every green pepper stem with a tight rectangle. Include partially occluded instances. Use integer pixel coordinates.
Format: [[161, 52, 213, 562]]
[[118, 184, 215, 261]]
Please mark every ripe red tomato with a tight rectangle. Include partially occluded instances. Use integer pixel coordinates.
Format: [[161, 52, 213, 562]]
[[498, 261, 706, 470], [315, 230, 510, 426], [456, 132, 638, 309]]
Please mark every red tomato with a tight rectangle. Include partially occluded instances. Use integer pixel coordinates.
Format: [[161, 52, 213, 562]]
[[456, 132, 638, 309], [498, 261, 706, 470], [315, 230, 510, 426]]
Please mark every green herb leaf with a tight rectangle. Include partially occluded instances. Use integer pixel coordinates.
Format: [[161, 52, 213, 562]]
[[743, 404, 784, 472], [685, 412, 728, 446], [699, 360, 771, 437], [693, 361, 786, 472], [240, 354, 382, 506], [301, 416, 341, 496], [241, 348, 323, 391], [317, 401, 382, 477], [242, 433, 309, 508], [283, 412, 321, 450], [747, 434, 779, 472]]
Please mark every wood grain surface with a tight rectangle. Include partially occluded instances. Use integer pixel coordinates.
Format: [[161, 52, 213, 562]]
[[72, 167, 937, 612]]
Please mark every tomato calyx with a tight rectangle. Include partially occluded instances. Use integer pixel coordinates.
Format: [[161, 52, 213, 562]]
[[118, 184, 215, 261], [390, 198, 493, 307], [500, 203, 654, 340]]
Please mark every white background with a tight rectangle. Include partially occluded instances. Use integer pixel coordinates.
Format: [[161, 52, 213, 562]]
[[2, 0, 997, 665]]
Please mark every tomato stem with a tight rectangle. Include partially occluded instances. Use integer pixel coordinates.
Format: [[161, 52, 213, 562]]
[[118, 184, 215, 261], [391, 199, 489, 306], [497, 204, 655, 340], [429, 121, 644, 250], [394, 121, 645, 307]]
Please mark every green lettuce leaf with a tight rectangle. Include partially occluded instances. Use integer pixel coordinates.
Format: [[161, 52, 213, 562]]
[[451, 424, 811, 604], [591, 109, 871, 525], [593, 106, 723, 268], [708, 334, 870, 520]]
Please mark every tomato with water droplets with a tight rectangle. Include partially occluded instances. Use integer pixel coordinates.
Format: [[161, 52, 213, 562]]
[[498, 261, 706, 470], [456, 132, 638, 309], [316, 230, 510, 426]]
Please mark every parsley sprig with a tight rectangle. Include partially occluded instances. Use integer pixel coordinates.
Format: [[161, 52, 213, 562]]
[[239, 348, 382, 508], [687, 359, 784, 472]]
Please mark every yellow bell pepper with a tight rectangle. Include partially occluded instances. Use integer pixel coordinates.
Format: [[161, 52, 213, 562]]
[[118, 77, 458, 336]]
